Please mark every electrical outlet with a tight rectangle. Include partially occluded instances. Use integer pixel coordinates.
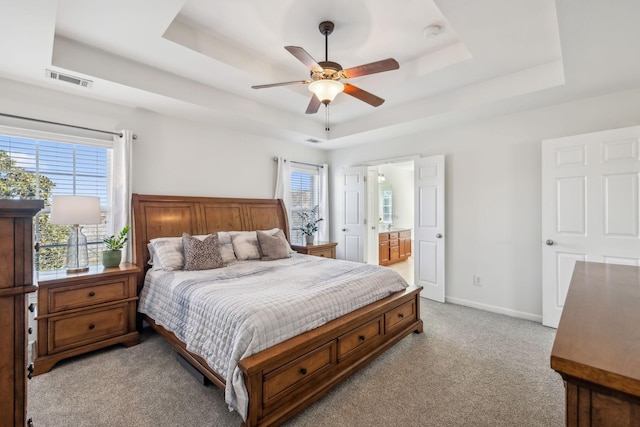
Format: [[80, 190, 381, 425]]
[[473, 275, 481, 286]]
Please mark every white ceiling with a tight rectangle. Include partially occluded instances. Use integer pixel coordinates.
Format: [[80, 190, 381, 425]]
[[1, 0, 639, 149]]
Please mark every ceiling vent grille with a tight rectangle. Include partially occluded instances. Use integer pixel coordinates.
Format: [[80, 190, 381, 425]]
[[45, 69, 93, 88], [306, 138, 321, 143]]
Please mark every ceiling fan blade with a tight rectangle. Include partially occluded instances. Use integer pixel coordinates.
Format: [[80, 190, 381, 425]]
[[305, 94, 321, 114], [285, 46, 323, 72], [343, 83, 385, 107], [341, 58, 399, 79], [251, 80, 310, 89]]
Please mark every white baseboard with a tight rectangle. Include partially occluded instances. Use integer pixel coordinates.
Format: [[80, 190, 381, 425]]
[[442, 296, 543, 323]]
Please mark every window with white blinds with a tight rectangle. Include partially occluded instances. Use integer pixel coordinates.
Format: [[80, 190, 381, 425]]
[[289, 165, 320, 242], [0, 132, 111, 271]]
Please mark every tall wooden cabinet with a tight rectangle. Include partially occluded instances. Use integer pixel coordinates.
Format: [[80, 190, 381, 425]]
[[0, 199, 43, 427]]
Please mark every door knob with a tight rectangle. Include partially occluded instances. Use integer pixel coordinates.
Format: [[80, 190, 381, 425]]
[[436, 233, 443, 238], [545, 239, 554, 246]]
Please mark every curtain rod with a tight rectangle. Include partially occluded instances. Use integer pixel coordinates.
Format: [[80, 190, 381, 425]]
[[273, 157, 324, 169], [0, 112, 137, 140]]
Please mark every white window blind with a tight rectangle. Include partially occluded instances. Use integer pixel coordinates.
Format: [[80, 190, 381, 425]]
[[290, 165, 320, 242], [0, 131, 111, 271]]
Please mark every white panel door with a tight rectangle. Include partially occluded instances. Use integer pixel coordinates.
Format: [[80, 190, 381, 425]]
[[340, 166, 366, 262], [542, 126, 640, 327], [366, 167, 379, 264], [414, 155, 445, 302]]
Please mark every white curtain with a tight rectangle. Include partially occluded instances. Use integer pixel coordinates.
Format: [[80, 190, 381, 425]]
[[318, 163, 329, 242], [109, 130, 133, 262], [274, 157, 292, 224]]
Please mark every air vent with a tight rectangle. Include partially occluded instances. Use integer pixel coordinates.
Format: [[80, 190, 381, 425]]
[[45, 69, 93, 88], [306, 138, 322, 144]]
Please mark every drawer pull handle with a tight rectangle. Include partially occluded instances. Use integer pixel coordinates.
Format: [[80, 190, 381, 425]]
[[89, 291, 96, 297], [359, 335, 366, 341], [28, 303, 35, 313], [398, 313, 404, 318], [300, 368, 307, 375], [28, 327, 33, 335], [88, 324, 95, 330]]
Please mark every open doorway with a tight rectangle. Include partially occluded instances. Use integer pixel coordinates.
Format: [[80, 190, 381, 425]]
[[366, 161, 415, 284]]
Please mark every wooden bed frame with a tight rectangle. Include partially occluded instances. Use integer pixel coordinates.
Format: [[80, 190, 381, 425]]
[[131, 193, 423, 427]]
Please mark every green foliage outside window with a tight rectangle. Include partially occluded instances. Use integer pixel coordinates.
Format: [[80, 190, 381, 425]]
[[0, 150, 71, 270]]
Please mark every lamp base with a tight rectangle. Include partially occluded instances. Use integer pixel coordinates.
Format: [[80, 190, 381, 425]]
[[65, 225, 90, 274]]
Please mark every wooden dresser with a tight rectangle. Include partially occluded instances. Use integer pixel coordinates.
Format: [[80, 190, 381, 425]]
[[33, 263, 140, 375], [0, 199, 43, 427], [379, 229, 411, 266], [551, 261, 640, 426], [291, 241, 337, 259]]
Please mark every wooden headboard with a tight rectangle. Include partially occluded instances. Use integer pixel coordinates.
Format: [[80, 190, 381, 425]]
[[131, 194, 290, 285]]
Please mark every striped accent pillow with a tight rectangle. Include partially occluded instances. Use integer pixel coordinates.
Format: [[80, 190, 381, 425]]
[[149, 237, 184, 271]]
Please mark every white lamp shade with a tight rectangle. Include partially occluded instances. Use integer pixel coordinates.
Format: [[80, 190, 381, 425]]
[[50, 195, 102, 225], [308, 80, 344, 104]]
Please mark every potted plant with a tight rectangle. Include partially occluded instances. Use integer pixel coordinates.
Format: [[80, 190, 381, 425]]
[[297, 206, 323, 245], [102, 225, 130, 268]]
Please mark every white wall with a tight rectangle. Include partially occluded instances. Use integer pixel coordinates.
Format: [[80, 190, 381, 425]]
[[328, 88, 640, 321], [0, 78, 327, 198]]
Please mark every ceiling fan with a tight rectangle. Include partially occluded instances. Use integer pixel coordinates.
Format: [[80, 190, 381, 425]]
[[252, 21, 400, 114]]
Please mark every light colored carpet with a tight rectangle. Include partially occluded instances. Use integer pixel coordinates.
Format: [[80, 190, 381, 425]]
[[28, 299, 564, 426]]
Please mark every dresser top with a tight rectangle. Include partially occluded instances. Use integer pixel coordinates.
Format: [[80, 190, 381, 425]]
[[551, 261, 640, 397]]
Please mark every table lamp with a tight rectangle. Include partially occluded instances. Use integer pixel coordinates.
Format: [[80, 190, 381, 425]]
[[50, 195, 101, 273]]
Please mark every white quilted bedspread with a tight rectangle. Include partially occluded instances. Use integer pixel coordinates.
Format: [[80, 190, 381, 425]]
[[138, 253, 408, 420]]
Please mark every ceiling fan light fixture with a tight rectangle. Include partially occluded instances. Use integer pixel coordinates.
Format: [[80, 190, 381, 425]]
[[308, 79, 344, 104]]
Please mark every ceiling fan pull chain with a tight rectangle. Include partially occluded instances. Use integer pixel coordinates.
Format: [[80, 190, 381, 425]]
[[325, 105, 330, 132]]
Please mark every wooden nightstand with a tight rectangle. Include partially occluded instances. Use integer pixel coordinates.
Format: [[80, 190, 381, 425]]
[[33, 263, 140, 375], [291, 241, 338, 259]]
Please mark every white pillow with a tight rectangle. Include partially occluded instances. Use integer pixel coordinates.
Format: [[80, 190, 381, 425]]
[[230, 231, 260, 260], [216, 231, 237, 264]]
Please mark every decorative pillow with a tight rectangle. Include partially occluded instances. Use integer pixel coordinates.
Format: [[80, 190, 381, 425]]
[[230, 231, 261, 260], [182, 233, 223, 271], [148, 236, 184, 271], [257, 229, 291, 261], [216, 231, 237, 264], [149, 234, 211, 270]]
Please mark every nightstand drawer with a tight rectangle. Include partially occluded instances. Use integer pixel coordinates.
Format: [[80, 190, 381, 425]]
[[291, 242, 337, 259], [48, 279, 128, 313], [49, 304, 128, 353], [308, 248, 335, 258]]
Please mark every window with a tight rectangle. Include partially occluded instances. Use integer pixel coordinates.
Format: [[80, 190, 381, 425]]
[[381, 189, 393, 223], [0, 130, 112, 271], [289, 165, 320, 242]]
